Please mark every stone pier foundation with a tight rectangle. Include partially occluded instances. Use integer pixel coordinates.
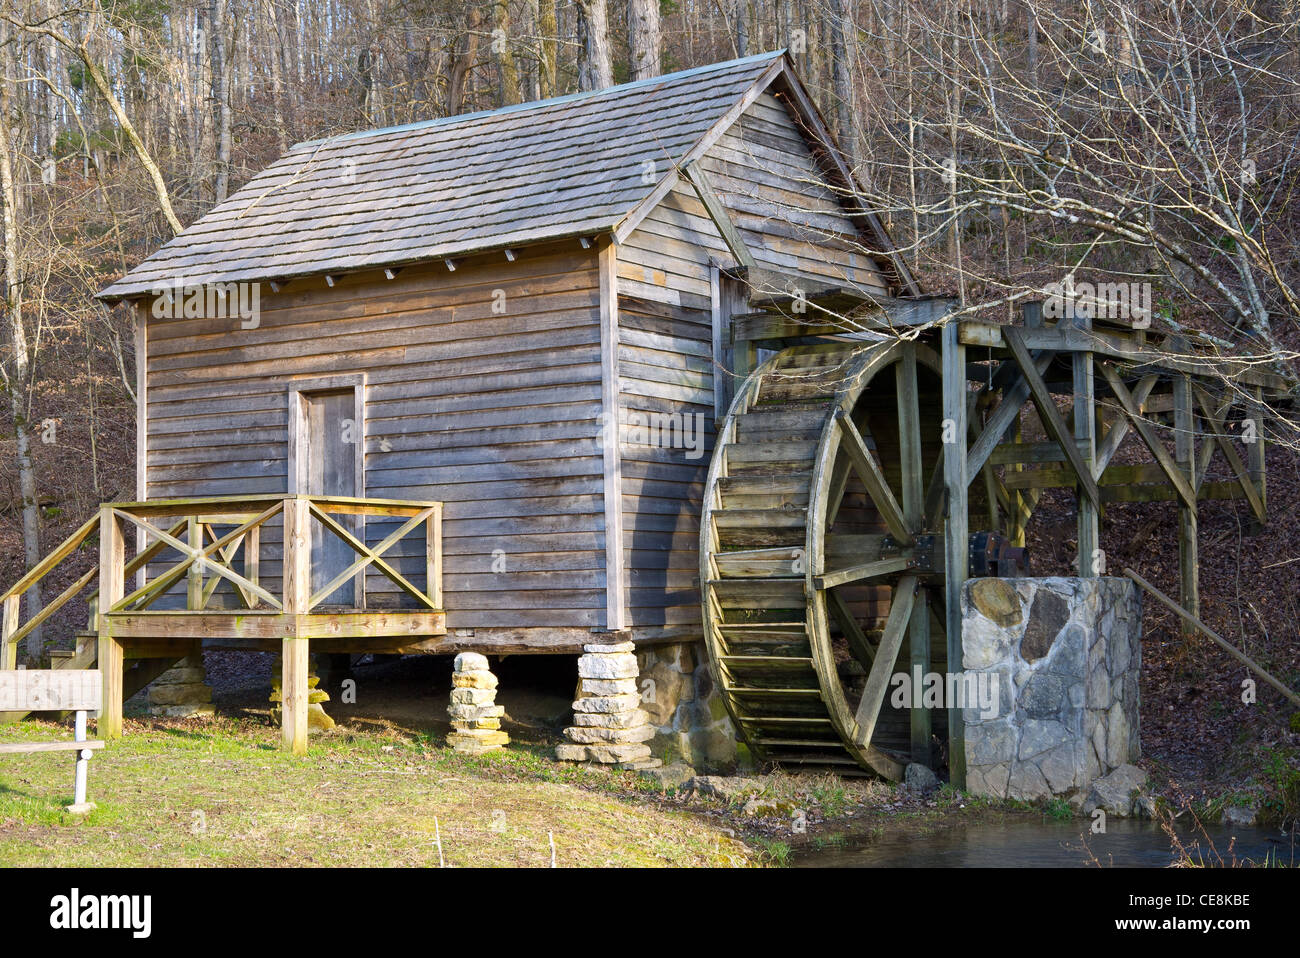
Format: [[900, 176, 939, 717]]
[[270, 653, 335, 730], [148, 654, 215, 718], [556, 642, 661, 770], [635, 641, 738, 770], [961, 577, 1142, 802], [447, 652, 508, 754]]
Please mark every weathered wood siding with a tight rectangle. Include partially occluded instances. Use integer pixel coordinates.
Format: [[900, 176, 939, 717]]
[[142, 244, 609, 630], [615, 183, 723, 635], [702, 91, 890, 295], [612, 87, 891, 636]]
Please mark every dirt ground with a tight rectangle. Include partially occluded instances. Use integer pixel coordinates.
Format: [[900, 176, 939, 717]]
[[186, 650, 578, 748]]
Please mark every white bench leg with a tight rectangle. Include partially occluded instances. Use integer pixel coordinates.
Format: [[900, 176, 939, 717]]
[[67, 709, 95, 814]]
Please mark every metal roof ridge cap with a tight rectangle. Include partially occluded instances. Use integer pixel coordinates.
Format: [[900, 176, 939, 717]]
[[292, 50, 787, 150]]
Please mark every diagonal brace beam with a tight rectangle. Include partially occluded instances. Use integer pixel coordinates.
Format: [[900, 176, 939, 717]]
[[1095, 373, 1159, 477], [1004, 328, 1101, 508], [966, 348, 1056, 478], [1097, 364, 1197, 510], [114, 505, 283, 611], [1192, 384, 1266, 523]]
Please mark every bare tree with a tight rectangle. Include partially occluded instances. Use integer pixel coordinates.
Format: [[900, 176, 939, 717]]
[[446, 4, 483, 114], [1, 7, 183, 234], [828, 0, 853, 145], [849, 0, 1300, 398], [539, 0, 559, 96]]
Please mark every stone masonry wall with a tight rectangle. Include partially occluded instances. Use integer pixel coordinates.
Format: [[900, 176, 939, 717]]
[[635, 641, 740, 771], [962, 577, 1141, 802]]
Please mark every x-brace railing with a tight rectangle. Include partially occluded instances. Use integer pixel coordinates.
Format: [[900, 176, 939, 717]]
[[110, 502, 285, 612], [305, 502, 438, 611]]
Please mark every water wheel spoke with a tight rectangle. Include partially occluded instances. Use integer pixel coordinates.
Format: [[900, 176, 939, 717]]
[[827, 589, 877, 666], [908, 585, 934, 764], [826, 455, 852, 526], [853, 575, 918, 746], [923, 451, 947, 529], [814, 555, 915, 590], [835, 408, 914, 547], [896, 343, 924, 529]]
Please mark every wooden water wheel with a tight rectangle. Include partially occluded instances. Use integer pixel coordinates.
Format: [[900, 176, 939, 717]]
[[700, 340, 949, 779]]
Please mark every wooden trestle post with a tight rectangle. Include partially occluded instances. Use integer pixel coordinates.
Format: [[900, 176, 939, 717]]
[[897, 344, 932, 767], [1171, 346, 1199, 638], [941, 321, 968, 788], [97, 506, 125, 740], [1073, 313, 1098, 576], [1247, 386, 1267, 536], [281, 497, 311, 755]]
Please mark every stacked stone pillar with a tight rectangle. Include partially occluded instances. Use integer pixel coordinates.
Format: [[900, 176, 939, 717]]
[[148, 654, 215, 718], [556, 642, 660, 770], [270, 653, 335, 730], [447, 652, 508, 754]]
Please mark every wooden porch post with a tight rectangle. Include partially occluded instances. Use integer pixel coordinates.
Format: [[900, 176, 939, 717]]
[[1172, 357, 1199, 637], [281, 638, 309, 756], [282, 497, 311, 754], [1, 594, 17, 670], [0, 595, 20, 723], [187, 517, 202, 609], [941, 321, 967, 788], [97, 507, 125, 740]]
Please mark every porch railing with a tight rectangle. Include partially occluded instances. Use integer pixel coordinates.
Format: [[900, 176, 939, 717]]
[[1, 494, 444, 667]]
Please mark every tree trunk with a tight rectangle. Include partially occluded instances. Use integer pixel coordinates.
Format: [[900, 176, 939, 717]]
[[780, 0, 795, 66], [0, 46, 43, 660], [42, 0, 58, 172], [628, 0, 661, 81], [828, 0, 852, 151], [210, 0, 233, 202], [734, 0, 749, 57], [494, 0, 521, 106], [1026, 1, 1038, 87], [576, 0, 613, 91], [539, 0, 558, 97], [446, 5, 482, 114], [265, 0, 289, 152]]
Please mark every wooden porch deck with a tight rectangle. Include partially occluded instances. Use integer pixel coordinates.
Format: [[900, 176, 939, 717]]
[[1, 494, 445, 754]]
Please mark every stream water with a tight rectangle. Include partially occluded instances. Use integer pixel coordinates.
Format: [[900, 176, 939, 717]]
[[791, 819, 1297, 867]]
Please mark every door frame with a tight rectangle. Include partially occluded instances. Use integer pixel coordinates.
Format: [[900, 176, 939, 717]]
[[286, 374, 367, 607], [286, 374, 367, 497]]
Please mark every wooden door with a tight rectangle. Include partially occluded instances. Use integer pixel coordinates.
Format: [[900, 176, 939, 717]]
[[299, 388, 359, 607]]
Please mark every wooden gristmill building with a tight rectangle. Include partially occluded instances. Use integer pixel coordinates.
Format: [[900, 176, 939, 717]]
[[0, 52, 1283, 783]]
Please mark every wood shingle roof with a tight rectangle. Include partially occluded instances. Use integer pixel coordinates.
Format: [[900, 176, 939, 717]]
[[99, 52, 788, 300]]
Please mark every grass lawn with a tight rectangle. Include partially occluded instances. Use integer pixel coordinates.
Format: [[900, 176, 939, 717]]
[[0, 716, 754, 867]]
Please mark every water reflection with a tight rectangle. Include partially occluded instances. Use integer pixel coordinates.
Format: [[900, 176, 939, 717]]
[[792, 819, 1297, 868]]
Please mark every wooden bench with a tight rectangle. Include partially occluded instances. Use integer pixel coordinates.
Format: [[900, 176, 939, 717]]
[[0, 669, 104, 814]]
